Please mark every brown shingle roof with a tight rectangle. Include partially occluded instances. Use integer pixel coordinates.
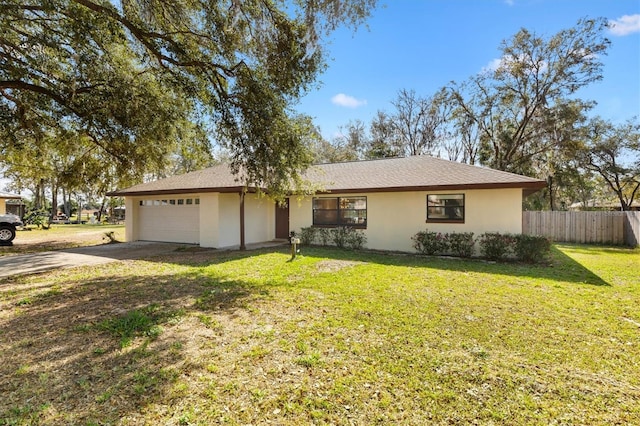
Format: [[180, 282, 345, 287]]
[[108, 164, 245, 196], [306, 156, 545, 193], [109, 156, 546, 196]]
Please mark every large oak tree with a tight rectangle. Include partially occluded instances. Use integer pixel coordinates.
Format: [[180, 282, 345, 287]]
[[0, 0, 377, 196]]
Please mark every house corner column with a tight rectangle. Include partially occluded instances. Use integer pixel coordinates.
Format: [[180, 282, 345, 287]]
[[124, 197, 136, 242], [240, 191, 246, 250], [199, 193, 219, 248]]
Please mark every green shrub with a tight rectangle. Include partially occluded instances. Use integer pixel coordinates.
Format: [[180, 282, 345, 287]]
[[447, 232, 475, 258], [313, 227, 367, 250], [330, 227, 349, 248], [299, 227, 317, 245], [412, 230, 449, 255], [513, 234, 552, 263], [478, 232, 515, 261], [317, 228, 331, 246], [345, 228, 367, 250]]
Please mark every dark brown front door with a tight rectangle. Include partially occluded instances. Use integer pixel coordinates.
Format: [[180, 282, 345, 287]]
[[275, 198, 290, 239]]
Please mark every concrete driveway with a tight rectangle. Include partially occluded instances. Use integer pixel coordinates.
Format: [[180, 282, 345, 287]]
[[0, 242, 184, 279]]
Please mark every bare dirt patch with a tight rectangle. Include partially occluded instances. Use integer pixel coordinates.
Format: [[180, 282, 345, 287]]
[[0, 225, 125, 257], [314, 259, 364, 273]]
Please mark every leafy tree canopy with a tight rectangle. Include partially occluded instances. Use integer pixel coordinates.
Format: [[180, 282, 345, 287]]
[[0, 0, 377, 196], [578, 117, 640, 211], [445, 17, 611, 175]]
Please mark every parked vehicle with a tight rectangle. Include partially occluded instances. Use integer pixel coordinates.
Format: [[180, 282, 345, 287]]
[[51, 213, 71, 224], [0, 213, 23, 244]]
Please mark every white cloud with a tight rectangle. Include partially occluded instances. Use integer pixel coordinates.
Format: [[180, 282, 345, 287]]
[[331, 93, 367, 108], [481, 55, 549, 75], [481, 58, 504, 73], [609, 14, 640, 36]]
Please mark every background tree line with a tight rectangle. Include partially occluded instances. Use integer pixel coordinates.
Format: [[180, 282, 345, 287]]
[[314, 18, 639, 211]]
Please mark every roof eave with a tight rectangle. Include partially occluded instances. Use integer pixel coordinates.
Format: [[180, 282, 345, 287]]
[[314, 180, 547, 194], [106, 186, 261, 197], [107, 180, 546, 197]]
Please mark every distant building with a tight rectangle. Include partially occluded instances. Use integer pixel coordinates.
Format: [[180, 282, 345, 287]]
[[0, 192, 23, 216]]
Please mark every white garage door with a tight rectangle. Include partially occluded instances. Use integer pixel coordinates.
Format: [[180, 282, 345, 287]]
[[138, 197, 200, 244]]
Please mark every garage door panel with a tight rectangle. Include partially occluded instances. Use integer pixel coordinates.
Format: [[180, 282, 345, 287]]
[[138, 204, 199, 244]]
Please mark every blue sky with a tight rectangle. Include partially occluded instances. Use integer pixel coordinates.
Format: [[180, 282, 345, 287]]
[[296, 0, 640, 140]]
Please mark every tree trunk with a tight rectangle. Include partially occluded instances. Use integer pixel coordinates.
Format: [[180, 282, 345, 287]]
[[547, 175, 556, 211], [51, 182, 58, 218], [62, 188, 69, 216], [40, 180, 46, 211], [98, 197, 107, 222], [32, 184, 41, 210], [617, 192, 630, 211]]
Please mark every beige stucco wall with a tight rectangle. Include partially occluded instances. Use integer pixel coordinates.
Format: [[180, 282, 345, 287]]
[[244, 195, 275, 245], [199, 193, 220, 247], [290, 188, 524, 253], [125, 188, 523, 252], [125, 197, 136, 242], [0, 201, 6, 215], [217, 193, 240, 247], [125, 192, 277, 248], [216, 193, 276, 247]]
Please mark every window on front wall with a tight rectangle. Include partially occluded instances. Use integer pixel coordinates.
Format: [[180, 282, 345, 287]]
[[313, 196, 367, 228], [427, 194, 465, 222]]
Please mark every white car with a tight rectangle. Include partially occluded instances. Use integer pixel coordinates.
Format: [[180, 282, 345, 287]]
[[0, 213, 23, 244]]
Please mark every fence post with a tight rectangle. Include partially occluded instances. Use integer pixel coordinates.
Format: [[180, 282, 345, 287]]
[[624, 212, 640, 247]]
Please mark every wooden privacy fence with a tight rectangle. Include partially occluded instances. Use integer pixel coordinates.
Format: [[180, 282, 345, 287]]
[[522, 211, 640, 247]]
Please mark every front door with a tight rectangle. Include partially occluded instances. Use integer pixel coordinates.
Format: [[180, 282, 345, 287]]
[[275, 198, 289, 239]]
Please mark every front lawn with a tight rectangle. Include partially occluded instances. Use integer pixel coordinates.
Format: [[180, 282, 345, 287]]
[[0, 244, 638, 424]]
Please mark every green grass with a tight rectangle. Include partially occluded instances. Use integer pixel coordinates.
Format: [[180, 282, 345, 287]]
[[0, 244, 638, 425], [96, 304, 177, 348]]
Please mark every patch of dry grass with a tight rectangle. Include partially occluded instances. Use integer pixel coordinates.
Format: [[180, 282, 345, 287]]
[[0, 224, 125, 257], [0, 244, 638, 425]]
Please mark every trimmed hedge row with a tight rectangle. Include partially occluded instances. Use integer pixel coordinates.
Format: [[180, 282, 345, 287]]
[[411, 231, 475, 257], [297, 227, 550, 262], [412, 230, 551, 263], [299, 226, 367, 250]]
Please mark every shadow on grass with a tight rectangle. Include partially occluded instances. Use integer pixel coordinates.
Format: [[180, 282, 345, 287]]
[[131, 242, 612, 288], [307, 245, 611, 286], [0, 268, 261, 425], [167, 244, 610, 287]]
